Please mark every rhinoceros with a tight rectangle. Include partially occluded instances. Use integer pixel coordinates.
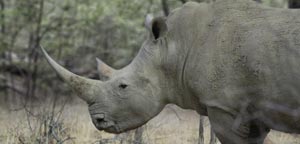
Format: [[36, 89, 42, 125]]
[[41, 0, 300, 143]]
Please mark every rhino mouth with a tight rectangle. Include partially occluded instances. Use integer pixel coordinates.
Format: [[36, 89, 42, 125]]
[[96, 121, 120, 133], [91, 113, 120, 133]]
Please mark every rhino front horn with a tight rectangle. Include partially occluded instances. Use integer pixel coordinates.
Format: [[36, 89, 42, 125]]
[[40, 46, 101, 103]]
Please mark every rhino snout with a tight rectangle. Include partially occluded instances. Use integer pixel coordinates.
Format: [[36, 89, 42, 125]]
[[90, 113, 118, 132], [92, 113, 105, 124], [91, 113, 107, 128]]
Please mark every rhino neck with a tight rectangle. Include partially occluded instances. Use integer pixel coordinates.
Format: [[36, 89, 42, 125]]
[[159, 2, 217, 114], [148, 38, 203, 112]]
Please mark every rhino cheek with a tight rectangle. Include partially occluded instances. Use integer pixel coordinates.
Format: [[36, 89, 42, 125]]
[[127, 98, 161, 123]]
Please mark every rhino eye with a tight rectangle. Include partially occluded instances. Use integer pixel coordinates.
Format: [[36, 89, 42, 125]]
[[119, 83, 128, 89]]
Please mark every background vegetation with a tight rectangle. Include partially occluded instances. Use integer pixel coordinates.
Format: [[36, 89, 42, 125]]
[[0, 0, 300, 144]]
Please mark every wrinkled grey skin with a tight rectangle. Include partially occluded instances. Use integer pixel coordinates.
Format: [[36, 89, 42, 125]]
[[41, 0, 300, 143]]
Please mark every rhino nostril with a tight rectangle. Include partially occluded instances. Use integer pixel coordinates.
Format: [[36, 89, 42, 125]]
[[96, 117, 105, 123], [93, 113, 105, 124]]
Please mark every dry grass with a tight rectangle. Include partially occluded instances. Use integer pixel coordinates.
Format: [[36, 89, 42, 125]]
[[1, 100, 300, 144]]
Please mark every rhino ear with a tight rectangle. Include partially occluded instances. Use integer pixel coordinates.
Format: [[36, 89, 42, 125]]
[[96, 58, 115, 81], [145, 14, 168, 40], [145, 14, 154, 30], [151, 17, 168, 39]]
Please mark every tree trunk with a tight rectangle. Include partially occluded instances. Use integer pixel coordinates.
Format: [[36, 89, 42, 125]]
[[289, 0, 300, 8], [134, 127, 144, 144], [0, 0, 7, 107], [161, 0, 169, 16], [25, 0, 44, 100], [209, 128, 217, 144], [0, 0, 5, 34], [198, 116, 204, 144]]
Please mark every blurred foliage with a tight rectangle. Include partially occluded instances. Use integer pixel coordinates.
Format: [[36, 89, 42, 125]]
[[0, 0, 289, 105], [0, 0, 186, 107]]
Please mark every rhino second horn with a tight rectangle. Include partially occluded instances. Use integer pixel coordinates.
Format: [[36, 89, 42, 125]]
[[40, 46, 101, 103], [96, 57, 115, 81]]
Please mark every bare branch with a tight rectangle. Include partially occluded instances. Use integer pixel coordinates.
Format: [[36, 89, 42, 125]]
[[0, 83, 25, 96]]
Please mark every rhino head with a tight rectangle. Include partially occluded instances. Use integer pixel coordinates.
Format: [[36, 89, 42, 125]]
[[41, 15, 172, 133]]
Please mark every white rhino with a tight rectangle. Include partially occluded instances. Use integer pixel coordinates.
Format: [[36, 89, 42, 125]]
[[41, 0, 300, 143]]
